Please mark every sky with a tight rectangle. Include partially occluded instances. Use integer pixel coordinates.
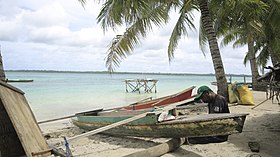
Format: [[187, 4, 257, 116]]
[[0, 0, 253, 74]]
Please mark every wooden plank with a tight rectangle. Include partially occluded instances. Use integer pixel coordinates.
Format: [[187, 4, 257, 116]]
[[0, 81, 24, 94], [0, 82, 51, 157], [124, 138, 185, 157], [67, 98, 194, 142], [0, 101, 25, 157]]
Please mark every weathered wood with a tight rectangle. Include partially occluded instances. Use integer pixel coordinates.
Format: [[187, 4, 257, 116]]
[[73, 112, 248, 138], [0, 82, 50, 157], [0, 100, 25, 157], [124, 138, 185, 157], [68, 98, 195, 142], [0, 81, 24, 94], [50, 146, 67, 157], [31, 149, 52, 156]]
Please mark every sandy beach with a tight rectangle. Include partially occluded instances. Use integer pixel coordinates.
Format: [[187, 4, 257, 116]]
[[41, 91, 280, 157]]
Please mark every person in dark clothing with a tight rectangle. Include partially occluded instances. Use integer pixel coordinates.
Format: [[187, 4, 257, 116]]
[[195, 85, 230, 114], [186, 85, 230, 144]]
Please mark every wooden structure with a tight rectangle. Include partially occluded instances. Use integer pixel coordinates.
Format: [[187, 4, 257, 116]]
[[0, 81, 51, 157], [125, 79, 158, 93]]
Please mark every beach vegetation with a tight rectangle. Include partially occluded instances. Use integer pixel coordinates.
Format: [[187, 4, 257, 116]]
[[209, 0, 280, 90]]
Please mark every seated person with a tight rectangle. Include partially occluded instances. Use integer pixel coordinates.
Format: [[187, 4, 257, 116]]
[[187, 85, 230, 144]]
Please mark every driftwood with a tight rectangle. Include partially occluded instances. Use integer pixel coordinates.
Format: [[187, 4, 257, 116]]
[[124, 138, 185, 157]]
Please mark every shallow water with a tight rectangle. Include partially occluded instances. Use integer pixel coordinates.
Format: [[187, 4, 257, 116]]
[[6, 71, 250, 121]]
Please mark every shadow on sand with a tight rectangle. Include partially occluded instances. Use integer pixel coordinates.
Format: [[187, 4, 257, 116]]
[[228, 112, 280, 157]]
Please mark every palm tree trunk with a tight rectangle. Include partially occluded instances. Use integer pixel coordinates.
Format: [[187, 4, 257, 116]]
[[248, 39, 262, 91], [198, 0, 228, 97], [0, 50, 6, 81]]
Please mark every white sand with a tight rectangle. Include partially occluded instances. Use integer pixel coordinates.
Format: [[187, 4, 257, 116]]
[[42, 91, 280, 157]]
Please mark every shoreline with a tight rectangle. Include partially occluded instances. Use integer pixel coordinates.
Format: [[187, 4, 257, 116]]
[[41, 91, 280, 157]]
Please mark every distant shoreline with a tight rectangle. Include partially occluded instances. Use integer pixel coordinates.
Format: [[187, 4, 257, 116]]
[[5, 70, 251, 77]]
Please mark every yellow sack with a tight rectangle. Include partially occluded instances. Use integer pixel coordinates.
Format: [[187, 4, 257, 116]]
[[228, 83, 238, 103], [237, 85, 254, 105]]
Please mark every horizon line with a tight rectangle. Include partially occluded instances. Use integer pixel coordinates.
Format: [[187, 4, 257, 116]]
[[5, 69, 252, 77]]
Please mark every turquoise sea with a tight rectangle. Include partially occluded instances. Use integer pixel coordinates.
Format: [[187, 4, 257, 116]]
[[6, 71, 251, 121]]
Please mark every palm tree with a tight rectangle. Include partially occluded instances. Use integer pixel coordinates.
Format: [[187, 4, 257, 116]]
[[79, 0, 228, 97], [212, 0, 268, 90], [254, 0, 280, 67], [197, 0, 227, 96]]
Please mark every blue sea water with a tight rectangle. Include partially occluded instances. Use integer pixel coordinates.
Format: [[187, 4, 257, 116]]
[[5, 71, 251, 121]]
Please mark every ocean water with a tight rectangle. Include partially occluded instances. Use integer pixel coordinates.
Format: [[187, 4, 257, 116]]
[[5, 71, 251, 121]]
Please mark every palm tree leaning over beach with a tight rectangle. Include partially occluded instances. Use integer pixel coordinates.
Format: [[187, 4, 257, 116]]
[[79, 0, 228, 97]]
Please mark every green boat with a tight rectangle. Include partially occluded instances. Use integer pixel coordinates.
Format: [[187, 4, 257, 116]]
[[72, 109, 248, 138]]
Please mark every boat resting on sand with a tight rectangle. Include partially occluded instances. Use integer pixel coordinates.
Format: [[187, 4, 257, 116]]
[[118, 86, 196, 110], [72, 109, 248, 138]]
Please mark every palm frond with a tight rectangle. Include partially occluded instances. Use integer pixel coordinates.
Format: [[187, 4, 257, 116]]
[[168, 0, 196, 61], [243, 51, 250, 66], [104, 2, 171, 71]]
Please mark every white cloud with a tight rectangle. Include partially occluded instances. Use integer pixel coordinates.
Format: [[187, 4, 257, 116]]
[[0, 0, 253, 74]]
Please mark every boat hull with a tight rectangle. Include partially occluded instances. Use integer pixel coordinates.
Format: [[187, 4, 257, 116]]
[[121, 86, 195, 110], [72, 113, 248, 138]]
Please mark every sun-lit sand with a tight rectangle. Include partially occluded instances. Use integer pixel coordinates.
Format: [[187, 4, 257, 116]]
[[41, 91, 280, 157]]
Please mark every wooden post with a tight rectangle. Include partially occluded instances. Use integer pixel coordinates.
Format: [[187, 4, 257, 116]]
[[155, 82, 157, 93], [244, 75, 246, 83], [125, 80, 128, 92]]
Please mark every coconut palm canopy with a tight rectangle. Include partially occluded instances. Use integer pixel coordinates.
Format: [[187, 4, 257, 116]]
[[80, 0, 261, 96]]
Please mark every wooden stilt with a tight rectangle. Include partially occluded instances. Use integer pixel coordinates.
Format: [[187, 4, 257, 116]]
[[124, 79, 158, 93]]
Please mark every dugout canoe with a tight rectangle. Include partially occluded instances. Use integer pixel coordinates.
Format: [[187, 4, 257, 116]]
[[119, 86, 196, 110], [72, 110, 248, 138]]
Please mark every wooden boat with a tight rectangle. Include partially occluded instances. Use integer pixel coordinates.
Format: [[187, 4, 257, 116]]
[[119, 86, 196, 110], [6, 79, 34, 82], [72, 109, 248, 138]]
